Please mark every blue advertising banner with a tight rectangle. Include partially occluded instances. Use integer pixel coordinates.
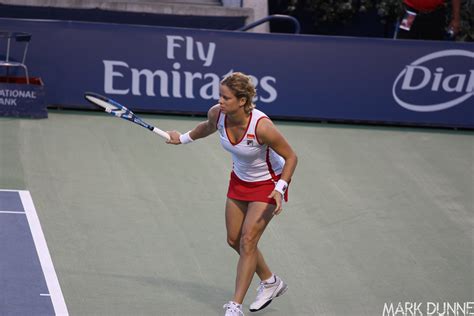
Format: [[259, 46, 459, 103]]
[[0, 18, 472, 128], [0, 77, 47, 118]]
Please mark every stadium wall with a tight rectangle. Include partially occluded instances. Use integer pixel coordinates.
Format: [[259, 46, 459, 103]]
[[0, 18, 472, 128]]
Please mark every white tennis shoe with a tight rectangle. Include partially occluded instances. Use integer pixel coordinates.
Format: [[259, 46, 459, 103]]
[[249, 275, 288, 312], [223, 301, 244, 316]]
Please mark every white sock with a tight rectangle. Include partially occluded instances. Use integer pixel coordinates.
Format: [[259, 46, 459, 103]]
[[262, 274, 275, 284], [230, 301, 242, 308]]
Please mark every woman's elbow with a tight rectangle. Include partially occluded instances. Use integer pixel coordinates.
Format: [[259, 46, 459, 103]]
[[289, 151, 298, 166]]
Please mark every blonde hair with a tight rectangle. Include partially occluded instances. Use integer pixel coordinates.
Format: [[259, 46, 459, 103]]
[[221, 72, 256, 114]]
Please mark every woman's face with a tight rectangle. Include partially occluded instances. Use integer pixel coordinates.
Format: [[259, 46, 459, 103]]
[[219, 84, 245, 114]]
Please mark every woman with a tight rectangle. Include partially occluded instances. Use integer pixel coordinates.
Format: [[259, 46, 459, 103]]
[[167, 72, 298, 316]]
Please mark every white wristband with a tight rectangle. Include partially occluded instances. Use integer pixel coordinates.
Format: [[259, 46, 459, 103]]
[[179, 131, 194, 144], [274, 179, 288, 195]]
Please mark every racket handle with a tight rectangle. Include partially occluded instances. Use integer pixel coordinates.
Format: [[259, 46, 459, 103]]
[[152, 127, 170, 141]]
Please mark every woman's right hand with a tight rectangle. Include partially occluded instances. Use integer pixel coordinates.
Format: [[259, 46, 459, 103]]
[[166, 130, 182, 145]]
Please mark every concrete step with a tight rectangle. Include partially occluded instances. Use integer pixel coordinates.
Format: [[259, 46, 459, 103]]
[[0, 0, 270, 32], [3, 0, 223, 5], [151, 0, 222, 5], [0, 0, 250, 17]]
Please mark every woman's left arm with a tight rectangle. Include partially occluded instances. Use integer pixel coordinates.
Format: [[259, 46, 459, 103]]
[[257, 119, 298, 214]]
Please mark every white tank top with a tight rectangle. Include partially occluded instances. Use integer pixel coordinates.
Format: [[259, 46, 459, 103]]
[[216, 109, 285, 182]]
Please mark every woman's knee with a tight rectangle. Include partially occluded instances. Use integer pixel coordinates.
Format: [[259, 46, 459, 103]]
[[239, 232, 258, 255]]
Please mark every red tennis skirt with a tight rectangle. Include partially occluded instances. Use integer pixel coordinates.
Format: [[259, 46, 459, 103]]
[[227, 172, 289, 205]]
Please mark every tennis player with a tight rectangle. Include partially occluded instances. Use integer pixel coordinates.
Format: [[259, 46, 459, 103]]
[[166, 72, 298, 316]]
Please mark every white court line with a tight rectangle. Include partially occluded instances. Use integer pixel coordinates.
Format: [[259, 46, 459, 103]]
[[0, 211, 26, 214], [19, 190, 69, 316]]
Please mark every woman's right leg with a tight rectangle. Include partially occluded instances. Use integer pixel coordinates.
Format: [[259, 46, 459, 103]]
[[225, 198, 273, 286]]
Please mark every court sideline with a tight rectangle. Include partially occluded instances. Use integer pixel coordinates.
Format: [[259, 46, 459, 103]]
[[0, 110, 472, 315]]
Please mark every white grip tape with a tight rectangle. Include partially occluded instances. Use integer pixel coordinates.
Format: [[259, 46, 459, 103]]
[[274, 179, 288, 195], [179, 131, 194, 144], [153, 127, 170, 141]]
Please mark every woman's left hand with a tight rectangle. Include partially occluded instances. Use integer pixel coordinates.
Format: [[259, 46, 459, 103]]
[[268, 190, 283, 215]]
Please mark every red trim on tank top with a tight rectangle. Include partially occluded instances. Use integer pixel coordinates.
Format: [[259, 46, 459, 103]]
[[225, 112, 253, 146], [266, 147, 278, 181], [255, 116, 270, 145]]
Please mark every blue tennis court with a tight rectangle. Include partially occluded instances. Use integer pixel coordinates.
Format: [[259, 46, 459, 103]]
[[0, 190, 68, 316]]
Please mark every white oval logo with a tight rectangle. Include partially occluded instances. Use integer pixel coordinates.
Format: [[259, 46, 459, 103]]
[[393, 49, 474, 112]]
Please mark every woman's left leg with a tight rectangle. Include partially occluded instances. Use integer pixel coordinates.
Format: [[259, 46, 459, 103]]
[[232, 201, 275, 304]]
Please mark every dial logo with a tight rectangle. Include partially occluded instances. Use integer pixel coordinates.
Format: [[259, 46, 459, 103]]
[[393, 50, 474, 112]]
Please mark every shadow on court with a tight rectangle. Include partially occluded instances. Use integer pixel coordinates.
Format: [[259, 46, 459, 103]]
[[65, 269, 233, 313]]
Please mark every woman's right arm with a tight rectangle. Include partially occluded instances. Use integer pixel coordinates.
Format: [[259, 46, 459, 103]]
[[167, 104, 220, 145]]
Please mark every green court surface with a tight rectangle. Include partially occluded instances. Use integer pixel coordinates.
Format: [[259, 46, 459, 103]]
[[1, 110, 472, 315]]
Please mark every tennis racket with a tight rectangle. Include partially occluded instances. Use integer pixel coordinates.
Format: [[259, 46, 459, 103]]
[[84, 92, 170, 141]]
